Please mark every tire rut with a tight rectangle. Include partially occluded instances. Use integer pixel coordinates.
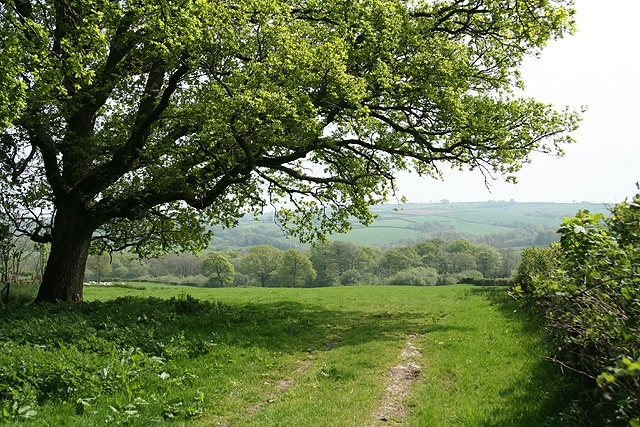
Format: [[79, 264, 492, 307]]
[[370, 334, 424, 426]]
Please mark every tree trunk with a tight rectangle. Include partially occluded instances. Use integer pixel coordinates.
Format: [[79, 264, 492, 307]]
[[34, 207, 96, 303]]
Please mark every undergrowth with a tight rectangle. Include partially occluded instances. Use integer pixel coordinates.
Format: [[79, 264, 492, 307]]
[[0, 294, 222, 424]]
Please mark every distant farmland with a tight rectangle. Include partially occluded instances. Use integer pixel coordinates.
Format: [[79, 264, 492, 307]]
[[210, 201, 611, 250]]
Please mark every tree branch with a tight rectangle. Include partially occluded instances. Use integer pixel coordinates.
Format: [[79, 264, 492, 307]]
[[76, 62, 191, 198]]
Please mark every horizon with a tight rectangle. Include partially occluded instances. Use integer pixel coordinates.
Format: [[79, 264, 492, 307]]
[[251, 199, 615, 218]]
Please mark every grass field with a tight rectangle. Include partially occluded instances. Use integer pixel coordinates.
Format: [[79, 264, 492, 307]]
[[1, 284, 578, 426], [214, 201, 610, 249]]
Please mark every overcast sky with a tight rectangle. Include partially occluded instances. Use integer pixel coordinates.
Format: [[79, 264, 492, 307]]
[[396, 1, 640, 204]]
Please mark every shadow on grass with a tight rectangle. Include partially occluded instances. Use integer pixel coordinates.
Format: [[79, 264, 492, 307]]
[[0, 294, 466, 358], [3, 288, 580, 426], [467, 287, 583, 427]]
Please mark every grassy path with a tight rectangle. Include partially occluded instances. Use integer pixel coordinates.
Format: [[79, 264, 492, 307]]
[[101, 285, 575, 426], [1, 285, 576, 426]]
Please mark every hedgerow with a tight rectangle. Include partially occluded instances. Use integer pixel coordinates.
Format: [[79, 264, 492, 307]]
[[513, 191, 640, 426]]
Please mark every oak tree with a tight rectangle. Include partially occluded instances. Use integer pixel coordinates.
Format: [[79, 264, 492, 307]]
[[239, 244, 283, 287], [201, 252, 234, 287], [275, 249, 316, 287], [0, 0, 579, 302]]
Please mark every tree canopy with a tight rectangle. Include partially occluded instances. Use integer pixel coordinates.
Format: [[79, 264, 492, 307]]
[[0, 0, 580, 301], [201, 252, 234, 287]]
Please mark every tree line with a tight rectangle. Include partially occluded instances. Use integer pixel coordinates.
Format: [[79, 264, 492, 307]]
[[204, 212, 562, 252], [79, 238, 514, 288]]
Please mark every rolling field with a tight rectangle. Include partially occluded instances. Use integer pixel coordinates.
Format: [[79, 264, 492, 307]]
[[1, 284, 578, 426], [363, 201, 610, 236], [215, 201, 611, 248]]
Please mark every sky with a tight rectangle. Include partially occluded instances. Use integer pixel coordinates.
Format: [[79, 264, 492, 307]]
[[396, 1, 640, 204]]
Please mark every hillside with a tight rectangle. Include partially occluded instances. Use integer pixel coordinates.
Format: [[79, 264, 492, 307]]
[[209, 201, 611, 250]]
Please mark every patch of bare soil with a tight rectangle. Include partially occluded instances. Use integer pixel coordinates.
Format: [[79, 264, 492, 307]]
[[246, 358, 314, 416], [371, 334, 424, 427]]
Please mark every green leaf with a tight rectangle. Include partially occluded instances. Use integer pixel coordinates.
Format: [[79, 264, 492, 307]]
[[596, 372, 616, 385]]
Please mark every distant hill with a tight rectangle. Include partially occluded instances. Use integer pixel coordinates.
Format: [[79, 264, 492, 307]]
[[209, 201, 612, 251]]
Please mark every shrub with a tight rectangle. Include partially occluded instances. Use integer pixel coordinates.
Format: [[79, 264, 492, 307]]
[[597, 357, 640, 426], [386, 267, 438, 286], [514, 192, 640, 425], [340, 269, 362, 285], [512, 245, 560, 294], [456, 269, 484, 281], [460, 277, 514, 287]]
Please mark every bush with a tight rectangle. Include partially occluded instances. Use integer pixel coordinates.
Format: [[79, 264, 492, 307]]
[[437, 273, 459, 285], [386, 267, 438, 286], [135, 274, 208, 287], [514, 192, 640, 426], [340, 269, 362, 285], [456, 269, 483, 281], [460, 277, 514, 287], [597, 357, 640, 426], [512, 245, 560, 294]]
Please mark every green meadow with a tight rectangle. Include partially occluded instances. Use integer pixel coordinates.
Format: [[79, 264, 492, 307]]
[[1, 284, 578, 426]]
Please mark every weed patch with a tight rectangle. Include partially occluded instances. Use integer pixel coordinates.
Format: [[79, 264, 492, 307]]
[[0, 294, 226, 424]]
